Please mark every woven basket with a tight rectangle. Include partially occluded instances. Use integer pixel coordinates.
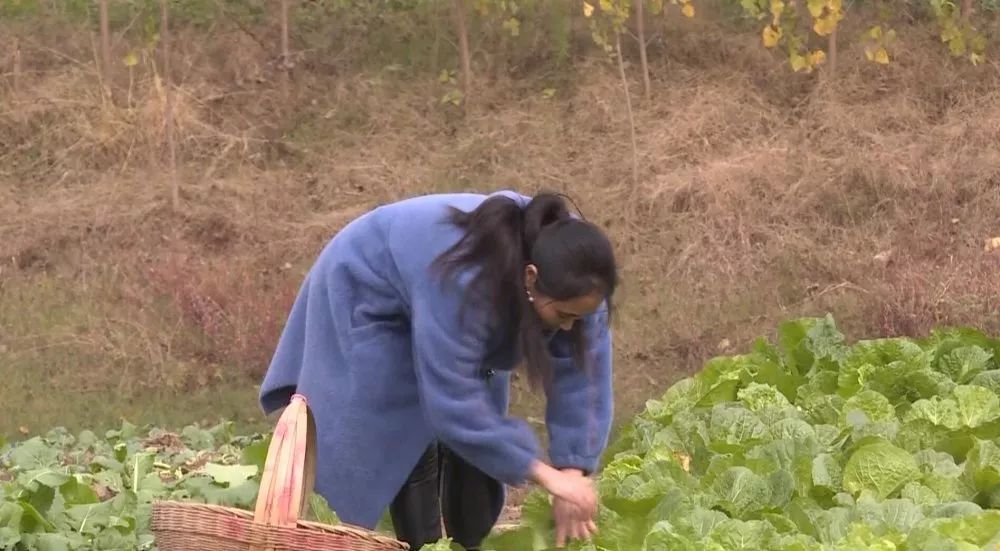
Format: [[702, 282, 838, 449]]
[[152, 394, 409, 551]]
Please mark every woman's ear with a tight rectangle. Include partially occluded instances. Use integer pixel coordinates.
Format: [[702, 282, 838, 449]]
[[524, 264, 538, 290]]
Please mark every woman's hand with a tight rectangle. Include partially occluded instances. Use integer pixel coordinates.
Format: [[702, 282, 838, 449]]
[[529, 462, 598, 533], [551, 469, 598, 546], [553, 495, 598, 546]]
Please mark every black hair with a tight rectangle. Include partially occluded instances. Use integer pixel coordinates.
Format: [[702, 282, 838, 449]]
[[432, 192, 618, 388]]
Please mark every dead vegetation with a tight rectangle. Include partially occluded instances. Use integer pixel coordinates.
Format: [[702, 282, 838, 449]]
[[1, 7, 999, 435]]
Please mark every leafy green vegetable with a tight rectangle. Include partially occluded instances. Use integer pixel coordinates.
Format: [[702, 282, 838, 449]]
[[842, 441, 919, 499], [0, 422, 323, 550], [481, 316, 1000, 551]]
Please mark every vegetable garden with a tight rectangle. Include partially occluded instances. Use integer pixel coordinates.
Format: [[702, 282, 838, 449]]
[[4, 315, 1000, 549]]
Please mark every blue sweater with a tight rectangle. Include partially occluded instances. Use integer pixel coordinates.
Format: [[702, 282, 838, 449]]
[[258, 190, 614, 529]]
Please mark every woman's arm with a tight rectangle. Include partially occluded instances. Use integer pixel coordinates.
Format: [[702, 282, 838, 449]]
[[543, 306, 614, 475], [409, 269, 543, 486]]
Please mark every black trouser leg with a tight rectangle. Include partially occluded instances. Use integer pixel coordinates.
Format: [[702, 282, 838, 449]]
[[389, 445, 443, 548], [389, 444, 503, 550], [440, 447, 503, 551]]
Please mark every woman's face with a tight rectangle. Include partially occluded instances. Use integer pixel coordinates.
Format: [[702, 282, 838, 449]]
[[524, 265, 604, 331]]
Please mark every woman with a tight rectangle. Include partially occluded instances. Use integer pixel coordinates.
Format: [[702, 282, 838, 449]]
[[259, 190, 618, 549]]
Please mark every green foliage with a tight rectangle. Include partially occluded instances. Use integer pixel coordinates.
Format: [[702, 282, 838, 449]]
[[0, 422, 323, 549], [927, 0, 988, 64], [481, 315, 1000, 550], [2, 0, 992, 77]]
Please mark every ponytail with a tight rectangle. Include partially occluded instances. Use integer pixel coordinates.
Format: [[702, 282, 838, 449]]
[[433, 192, 615, 387]]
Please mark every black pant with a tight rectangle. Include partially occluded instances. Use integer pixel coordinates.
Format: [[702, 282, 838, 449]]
[[389, 444, 503, 550]]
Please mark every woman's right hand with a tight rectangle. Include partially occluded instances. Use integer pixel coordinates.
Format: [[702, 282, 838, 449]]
[[529, 461, 598, 519]]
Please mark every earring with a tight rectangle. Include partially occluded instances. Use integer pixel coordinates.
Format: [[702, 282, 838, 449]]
[[526, 289, 534, 303]]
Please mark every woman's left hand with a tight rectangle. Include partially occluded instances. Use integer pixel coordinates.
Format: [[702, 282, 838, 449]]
[[552, 470, 598, 547]]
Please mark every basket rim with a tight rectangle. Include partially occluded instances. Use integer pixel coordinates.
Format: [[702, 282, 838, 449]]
[[152, 499, 409, 549]]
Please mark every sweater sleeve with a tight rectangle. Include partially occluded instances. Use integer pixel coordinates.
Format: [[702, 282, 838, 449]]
[[409, 271, 542, 486], [544, 306, 614, 475]]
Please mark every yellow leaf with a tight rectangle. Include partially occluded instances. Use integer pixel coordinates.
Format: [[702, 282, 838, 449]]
[[762, 25, 782, 48], [673, 452, 693, 472], [807, 0, 825, 17], [874, 48, 890, 64], [971, 34, 988, 53], [986, 237, 1000, 252], [970, 52, 985, 65], [813, 15, 837, 36], [770, 0, 785, 20], [948, 35, 967, 56], [682, 3, 695, 17], [502, 17, 521, 37], [809, 49, 827, 66], [583, 1, 595, 17], [790, 53, 809, 71], [123, 52, 139, 67], [868, 25, 883, 39]]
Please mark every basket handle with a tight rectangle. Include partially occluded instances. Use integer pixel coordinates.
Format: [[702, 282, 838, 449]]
[[252, 393, 317, 530]]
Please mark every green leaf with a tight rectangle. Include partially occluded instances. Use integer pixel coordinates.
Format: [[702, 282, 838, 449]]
[[928, 501, 982, 518], [419, 538, 458, 550], [811, 454, 842, 492], [203, 463, 258, 487], [964, 438, 1000, 494], [9, 438, 60, 470], [937, 346, 993, 383], [969, 369, 1000, 395], [643, 520, 697, 549], [738, 382, 793, 412], [696, 357, 747, 407], [180, 426, 215, 450], [240, 437, 271, 472], [0, 501, 24, 531], [59, 476, 99, 506], [709, 518, 778, 549], [904, 396, 961, 430], [22, 533, 73, 551], [708, 405, 767, 453], [0, 526, 21, 548], [19, 500, 56, 532], [842, 441, 919, 499], [900, 482, 939, 506], [953, 385, 1000, 428], [779, 315, 846, 374], [306, 492, 340, 525], [711, 466, 771, 517]]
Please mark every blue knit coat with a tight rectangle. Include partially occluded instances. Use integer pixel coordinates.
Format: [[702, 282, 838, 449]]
[[258, 190, 614, 529]]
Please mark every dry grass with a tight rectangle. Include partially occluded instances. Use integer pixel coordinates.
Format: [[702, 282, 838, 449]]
[[1, 10, 1000, 439]]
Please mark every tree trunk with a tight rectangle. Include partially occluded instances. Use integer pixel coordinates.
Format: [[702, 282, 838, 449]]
[[280, 0, 291, 100], [961, 0, 973, 22], [12, 36, 21, 96], [827, 25, 838, 79], [99, 0, 112, 95], [161, 0, 179, 212], [432, 1, 442, 73], [616, 31, 639, 188], [636, 0, 651, 100], [452, 0, 472, 108]]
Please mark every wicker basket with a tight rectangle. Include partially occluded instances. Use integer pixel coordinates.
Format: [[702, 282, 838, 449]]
[[152, 394, 409, 551]]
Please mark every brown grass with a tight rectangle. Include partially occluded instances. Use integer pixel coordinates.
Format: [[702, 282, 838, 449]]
[[1, 8, 1000, 438]]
